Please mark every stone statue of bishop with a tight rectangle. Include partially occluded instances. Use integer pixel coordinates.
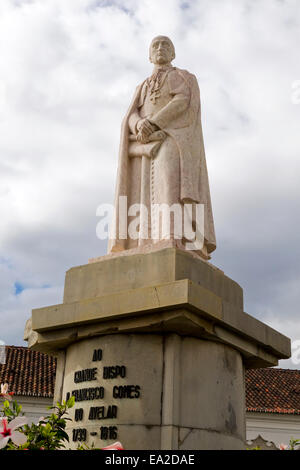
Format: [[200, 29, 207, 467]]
[[108, 36, 216, 260]]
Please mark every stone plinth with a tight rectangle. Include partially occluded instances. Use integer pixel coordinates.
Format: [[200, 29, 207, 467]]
[[24, 247, 291, 450]]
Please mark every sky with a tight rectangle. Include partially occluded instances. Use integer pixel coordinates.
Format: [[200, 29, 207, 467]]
[[0, 0, 299, 368]]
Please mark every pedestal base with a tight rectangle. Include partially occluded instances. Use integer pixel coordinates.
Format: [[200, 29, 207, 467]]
[[61, 334, 245, 450], [24, 247, 291, 449]]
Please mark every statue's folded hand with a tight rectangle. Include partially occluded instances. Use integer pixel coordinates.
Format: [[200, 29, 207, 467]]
[[136, 118, 157, 143], [136, 132, 149, 144]]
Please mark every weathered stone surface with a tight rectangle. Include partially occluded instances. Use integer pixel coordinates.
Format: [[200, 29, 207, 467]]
[[178, 338, 245, 434], [178, 428, 244, 450], [160, 335, 245, 449], [62, 335, 163, 427], [59, 333, 245, 450], [65, 247, 243, 307]]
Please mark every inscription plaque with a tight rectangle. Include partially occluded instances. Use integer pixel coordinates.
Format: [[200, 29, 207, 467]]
[[61, 335, 163, 449]]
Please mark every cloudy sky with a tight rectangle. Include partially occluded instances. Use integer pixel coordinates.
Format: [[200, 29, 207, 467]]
[[0, 0, 299, 368]]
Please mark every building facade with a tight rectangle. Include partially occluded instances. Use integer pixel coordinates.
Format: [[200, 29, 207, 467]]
[[0, 346, 55, 423]]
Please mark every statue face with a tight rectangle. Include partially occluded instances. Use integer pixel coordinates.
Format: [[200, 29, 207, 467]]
[[149, 36, 175, 65]]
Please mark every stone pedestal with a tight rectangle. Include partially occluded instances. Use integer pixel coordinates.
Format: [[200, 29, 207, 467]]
[[24, 247, 291, 450]]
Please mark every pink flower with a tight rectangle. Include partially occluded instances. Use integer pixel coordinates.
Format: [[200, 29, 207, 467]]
[[279, 443, 288, 450], [0, 417, 28, 449], [0, 383, 14, 401], [101, 441, 124, 450]]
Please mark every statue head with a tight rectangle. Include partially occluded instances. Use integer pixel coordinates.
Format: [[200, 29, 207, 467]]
[[149, 36, 175, 65]]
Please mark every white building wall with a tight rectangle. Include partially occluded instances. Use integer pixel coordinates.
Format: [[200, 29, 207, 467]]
[[13, 396, 53, 424], [246, 412, 300, 447]]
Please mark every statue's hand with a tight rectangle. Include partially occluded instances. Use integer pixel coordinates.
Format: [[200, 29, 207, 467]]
[[136, 119, 157, 143]]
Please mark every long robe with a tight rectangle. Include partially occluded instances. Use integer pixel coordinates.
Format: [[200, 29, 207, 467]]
[[108, 67, 216, 256]]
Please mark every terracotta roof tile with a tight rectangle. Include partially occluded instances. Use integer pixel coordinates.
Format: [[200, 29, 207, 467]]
[[0, 346, 56, 398], [246, 368, 300, 415]]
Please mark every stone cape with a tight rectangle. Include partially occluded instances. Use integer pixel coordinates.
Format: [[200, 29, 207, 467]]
[[108, 67, 216, 255]]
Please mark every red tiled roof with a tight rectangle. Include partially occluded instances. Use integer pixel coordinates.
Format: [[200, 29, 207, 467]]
[[0, 346, 56, 398], [246, 368, 300, 415]]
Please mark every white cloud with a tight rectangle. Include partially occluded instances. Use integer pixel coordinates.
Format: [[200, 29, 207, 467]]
[[0, 0, 299, 368]]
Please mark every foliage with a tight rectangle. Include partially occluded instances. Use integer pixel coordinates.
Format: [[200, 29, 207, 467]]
[[0, 384, 123, 450], [21, 397, 75, 450], [287, 438, 300, 450], [0, 390, 75, 450]]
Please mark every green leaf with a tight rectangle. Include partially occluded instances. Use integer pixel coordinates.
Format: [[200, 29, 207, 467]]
[[66, 395, 75, 408]]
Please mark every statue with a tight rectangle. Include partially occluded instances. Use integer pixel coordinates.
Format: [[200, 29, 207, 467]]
[[108, 36, 216, 260]]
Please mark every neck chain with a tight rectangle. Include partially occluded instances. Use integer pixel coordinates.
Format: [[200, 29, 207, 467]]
[[148, 67, 173, 104]]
